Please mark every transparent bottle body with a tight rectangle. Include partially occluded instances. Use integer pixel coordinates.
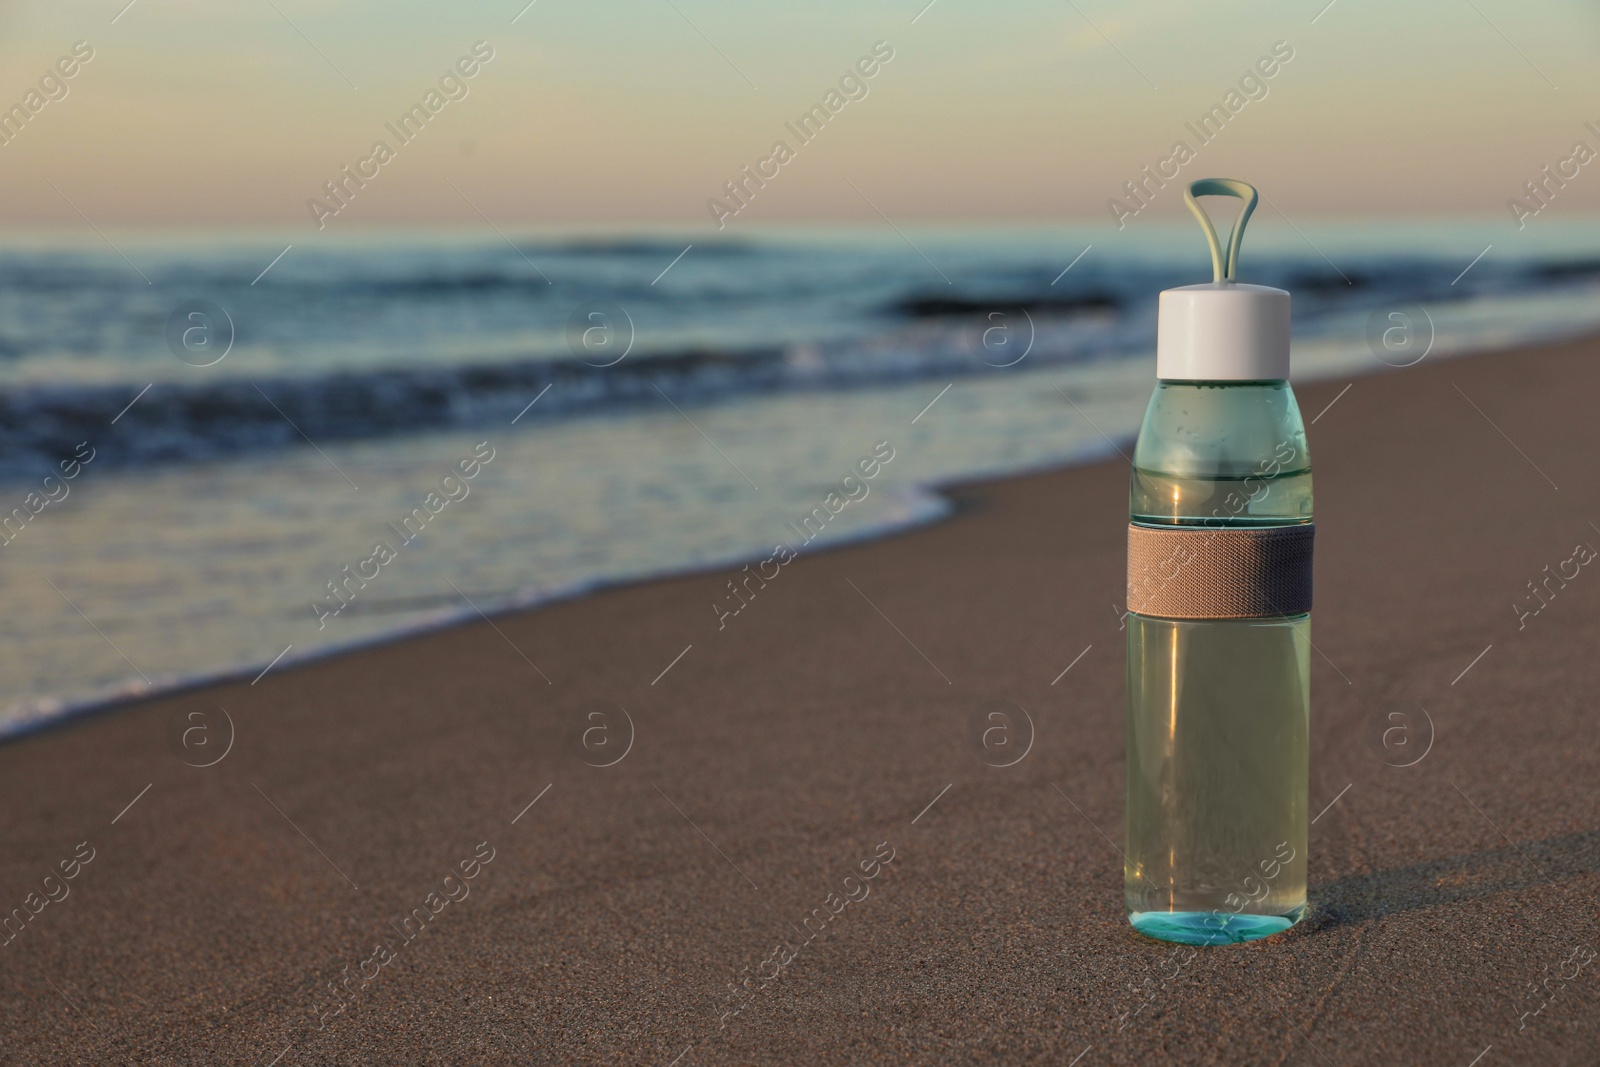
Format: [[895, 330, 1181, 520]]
[[1125, 381, 1311, 945]]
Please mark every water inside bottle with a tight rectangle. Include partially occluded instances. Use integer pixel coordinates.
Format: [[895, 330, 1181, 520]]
[[1125, 611, 1309, 944]]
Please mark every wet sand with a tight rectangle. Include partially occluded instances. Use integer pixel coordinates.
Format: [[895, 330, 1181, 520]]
[[2, 335, 1599, 1064]]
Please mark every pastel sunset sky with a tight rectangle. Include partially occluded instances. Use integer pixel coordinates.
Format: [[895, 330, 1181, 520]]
[[0, 0, 1597, 229]]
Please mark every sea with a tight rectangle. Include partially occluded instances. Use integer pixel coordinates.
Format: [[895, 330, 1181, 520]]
[[3, 218, 1599, 735]]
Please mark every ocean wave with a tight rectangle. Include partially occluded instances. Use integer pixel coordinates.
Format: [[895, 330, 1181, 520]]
[[895, 291, 1121, 317], [0, 318, 1142, 475]]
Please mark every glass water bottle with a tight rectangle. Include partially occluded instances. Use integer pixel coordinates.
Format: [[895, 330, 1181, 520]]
[[1124, 179, 1312, 945]]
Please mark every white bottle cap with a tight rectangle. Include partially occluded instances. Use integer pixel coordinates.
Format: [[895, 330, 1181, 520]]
[[1157, 282, 1290, 380], [1156, 179, 1291, 381]]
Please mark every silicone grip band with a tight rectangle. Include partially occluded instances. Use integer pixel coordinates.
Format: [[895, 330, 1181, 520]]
[[1127, 522, 1314, 620]]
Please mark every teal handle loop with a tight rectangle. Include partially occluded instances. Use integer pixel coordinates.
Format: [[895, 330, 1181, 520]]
[[1184, 178, 1259, 283]]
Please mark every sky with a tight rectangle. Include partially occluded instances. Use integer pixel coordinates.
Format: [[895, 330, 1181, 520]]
[[0, 0, 1598, 230]]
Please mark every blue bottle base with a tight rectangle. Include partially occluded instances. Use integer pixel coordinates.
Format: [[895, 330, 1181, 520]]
[[1128, 907, 1305, 946]]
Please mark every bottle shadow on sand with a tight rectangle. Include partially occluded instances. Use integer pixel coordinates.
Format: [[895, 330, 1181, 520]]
[[1301, 828, 1600, 933]]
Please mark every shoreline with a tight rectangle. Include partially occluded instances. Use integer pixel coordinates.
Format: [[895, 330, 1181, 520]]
[[0, 482, 957, 745], [2, 326, 1590, 746]]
